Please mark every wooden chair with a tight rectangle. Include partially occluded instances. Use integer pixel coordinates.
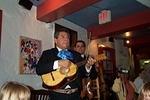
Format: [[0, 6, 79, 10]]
[[91, 77, 100, 100], [30, 89, 51, 100]]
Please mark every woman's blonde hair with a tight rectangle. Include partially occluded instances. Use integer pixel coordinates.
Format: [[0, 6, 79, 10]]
[[138, 82, 150, 100], [0, 81, 31, 100]]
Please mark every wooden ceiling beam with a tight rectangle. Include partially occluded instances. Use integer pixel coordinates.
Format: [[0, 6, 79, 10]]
[[37, 0, 100, 23], [88, 9, 150, 39], [124, 36, 150, 47]]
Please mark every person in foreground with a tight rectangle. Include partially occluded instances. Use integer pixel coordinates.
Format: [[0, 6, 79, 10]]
[[112, 68, 135, 100], [0, 81, 31, 100], [138, 82, 150, 100], [36, 28, 97, 100]]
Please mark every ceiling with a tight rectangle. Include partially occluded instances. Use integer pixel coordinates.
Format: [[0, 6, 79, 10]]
[[36, 0, 150, 46], [64, 0, 150, 29], [35, 0, 150, 69], [63, 0, 150, 43]]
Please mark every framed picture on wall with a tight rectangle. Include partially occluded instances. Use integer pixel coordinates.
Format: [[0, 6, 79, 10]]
[[19, 36, 42, 74]]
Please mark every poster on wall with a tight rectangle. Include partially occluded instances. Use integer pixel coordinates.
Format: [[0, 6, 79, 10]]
[[19, 36, 42, 74]]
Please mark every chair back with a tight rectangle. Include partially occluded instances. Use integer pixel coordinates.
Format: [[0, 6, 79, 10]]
[[30, 89, 51, 100]]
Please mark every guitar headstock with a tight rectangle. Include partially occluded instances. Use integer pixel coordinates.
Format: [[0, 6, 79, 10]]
[[86, 40, 107, 61]]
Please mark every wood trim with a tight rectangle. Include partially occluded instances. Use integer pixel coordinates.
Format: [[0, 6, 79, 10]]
[[0, 9, 2, 50], [37, 0, 100, 22], [88, 9, 150, 39]]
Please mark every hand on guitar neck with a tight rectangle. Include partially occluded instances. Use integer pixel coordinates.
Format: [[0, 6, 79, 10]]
[[58, 56, 97, 75], [85, 56, 97, 69]]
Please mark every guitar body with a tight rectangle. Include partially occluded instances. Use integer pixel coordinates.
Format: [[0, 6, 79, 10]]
[[41, 62, 77, 89], [41, 54, 107, 89]]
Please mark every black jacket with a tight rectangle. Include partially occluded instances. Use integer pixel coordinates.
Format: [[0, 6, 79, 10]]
[[36, 48, 97, 89]]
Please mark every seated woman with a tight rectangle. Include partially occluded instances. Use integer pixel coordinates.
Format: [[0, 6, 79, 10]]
[[0, 81, 31, 100], [112, 68, 135, 100]]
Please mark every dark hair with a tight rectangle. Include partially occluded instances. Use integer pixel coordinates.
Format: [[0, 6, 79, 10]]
[[75, 40, 86, 47], [118, 68, 129, 74], [54, 28, 70, 39]]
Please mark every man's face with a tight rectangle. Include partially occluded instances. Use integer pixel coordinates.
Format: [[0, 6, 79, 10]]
[[74, 42, 85, 54], [54, 31, 70, 49]]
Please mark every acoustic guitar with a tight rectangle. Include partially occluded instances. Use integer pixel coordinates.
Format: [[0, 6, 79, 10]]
[[41, 54, 107, 89]]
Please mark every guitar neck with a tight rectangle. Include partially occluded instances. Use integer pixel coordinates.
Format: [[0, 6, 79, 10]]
[[76, 60, 87, 67], [76, 53, 107, 67]]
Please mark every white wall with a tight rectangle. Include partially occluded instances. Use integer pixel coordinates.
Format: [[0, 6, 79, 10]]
[[54, 18, 88, 44], [0, 0, 87, 89]]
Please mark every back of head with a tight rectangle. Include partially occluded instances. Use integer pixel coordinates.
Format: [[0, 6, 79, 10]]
[[117, 68, 129, 79], [0, 81, 31, 100], [117, 67, 129, 76], [118, 68, 129, 74]]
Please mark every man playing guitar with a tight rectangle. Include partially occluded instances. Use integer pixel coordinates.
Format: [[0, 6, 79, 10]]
[[36, 28, 98, 100]]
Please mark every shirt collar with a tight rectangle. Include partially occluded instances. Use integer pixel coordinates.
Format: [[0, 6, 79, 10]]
[[56, 47, 67, 52], [81, 54, 85, 58]]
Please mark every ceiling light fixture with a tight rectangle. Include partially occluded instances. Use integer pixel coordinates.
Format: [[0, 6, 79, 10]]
[[124, 32, 131, 37], [126, 40, 130, 44]]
